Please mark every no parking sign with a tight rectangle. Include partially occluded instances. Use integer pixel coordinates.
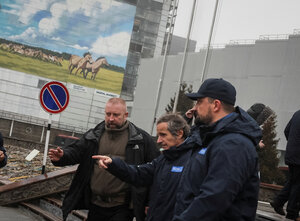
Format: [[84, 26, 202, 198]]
[[39, 81, 69, 174], [39, 81, 69, 114]]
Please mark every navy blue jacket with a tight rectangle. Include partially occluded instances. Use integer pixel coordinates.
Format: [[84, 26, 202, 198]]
[[284, 109, 300, 166], [107, 134, 202, 221], [0, 132, 7, 168], [173, 107, 262, 221]]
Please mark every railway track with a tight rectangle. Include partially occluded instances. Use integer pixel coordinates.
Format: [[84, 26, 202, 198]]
[[0, 165, 286, 221], [19, 195, 87, 221], [0, 165, 87, 220]]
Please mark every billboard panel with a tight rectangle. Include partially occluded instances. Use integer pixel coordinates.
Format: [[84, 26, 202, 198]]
[[0, 0, 136, 94]]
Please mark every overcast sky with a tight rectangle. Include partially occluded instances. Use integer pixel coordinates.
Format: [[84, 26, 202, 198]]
[[174, 0, 300, 50]]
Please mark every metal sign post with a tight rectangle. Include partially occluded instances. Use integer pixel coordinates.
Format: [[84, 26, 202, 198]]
[[42, 113, 52, 174], [39, 81, 69, 174]]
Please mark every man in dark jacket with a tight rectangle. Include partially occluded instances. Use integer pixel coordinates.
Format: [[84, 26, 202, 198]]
[[173, 78, 262, 221], [49, 98, 159, 221], [247, 103, 274, 149], [0, 132, 8, 168], [270, 109, 300, 220], [93, 113, 202, 221]]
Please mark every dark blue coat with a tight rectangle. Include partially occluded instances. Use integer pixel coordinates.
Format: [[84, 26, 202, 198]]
[[173, 107, 262, 221], [284, 109, 300, 166], [0, 132, 7, 168], [107, 134, 202, 221]]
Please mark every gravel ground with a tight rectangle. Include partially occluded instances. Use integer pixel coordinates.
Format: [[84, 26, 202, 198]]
[[0, 145, 63, 182]]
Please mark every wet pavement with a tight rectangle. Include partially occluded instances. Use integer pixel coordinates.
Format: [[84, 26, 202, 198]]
[[0, 205, 38, 221]]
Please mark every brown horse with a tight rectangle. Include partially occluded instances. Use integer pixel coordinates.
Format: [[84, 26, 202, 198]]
[[69, 54, 93, 74], [82, 57, 109, 80]]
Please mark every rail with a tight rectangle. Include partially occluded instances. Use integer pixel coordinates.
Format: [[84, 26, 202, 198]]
[[0, 165, 77, 205], [259, 34, 289, 41], [0, 172, 284, 221]]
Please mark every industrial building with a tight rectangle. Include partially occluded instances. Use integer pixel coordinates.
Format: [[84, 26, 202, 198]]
[[131, 30, 300, 165]]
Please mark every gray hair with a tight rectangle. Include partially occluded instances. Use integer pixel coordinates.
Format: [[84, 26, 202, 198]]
[[157, 113, 190, 139]]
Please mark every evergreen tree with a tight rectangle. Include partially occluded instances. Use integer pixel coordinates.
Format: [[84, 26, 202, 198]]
[[165, 82, 194, 114], [259, 113, 285, 184]]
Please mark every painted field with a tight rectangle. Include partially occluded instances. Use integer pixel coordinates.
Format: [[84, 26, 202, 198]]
[[0, 50, 124, 94]]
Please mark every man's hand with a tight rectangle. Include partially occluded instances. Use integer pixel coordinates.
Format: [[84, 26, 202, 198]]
[[258, 140, 265, 148], [49, 147, 64, 161], [92, 155, 112, 169], [0, 150, 5, 162]]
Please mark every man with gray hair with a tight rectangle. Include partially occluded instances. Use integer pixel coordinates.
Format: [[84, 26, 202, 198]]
[[93, 113, 202, 221]]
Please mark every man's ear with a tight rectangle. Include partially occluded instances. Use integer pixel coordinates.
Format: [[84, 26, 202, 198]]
[[177, 129, 184, 139], [213, 99, 222, 112]]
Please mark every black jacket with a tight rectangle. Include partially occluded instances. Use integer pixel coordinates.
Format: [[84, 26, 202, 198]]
[[0, 132, 7, 168], [107, 133, 202, 221], [52, 121, 159, 220], [284, 110, 300, 166], [173, 107, 262, 221]]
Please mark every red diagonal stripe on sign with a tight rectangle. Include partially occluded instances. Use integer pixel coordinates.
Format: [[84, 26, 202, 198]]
[[46, 85, 63, 109]]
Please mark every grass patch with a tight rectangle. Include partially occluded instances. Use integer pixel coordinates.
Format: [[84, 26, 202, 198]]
[[0, 50, 124, 94]]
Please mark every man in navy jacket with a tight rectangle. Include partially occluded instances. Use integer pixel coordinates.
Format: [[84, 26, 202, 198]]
[[173, 78, 262, 221], [93, 113, 202, 221]]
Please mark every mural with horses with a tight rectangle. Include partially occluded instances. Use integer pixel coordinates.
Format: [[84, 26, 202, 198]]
[[0, 0, 136, 94]]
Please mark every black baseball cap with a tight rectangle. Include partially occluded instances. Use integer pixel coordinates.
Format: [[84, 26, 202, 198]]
[[186, 78, 236, 105]]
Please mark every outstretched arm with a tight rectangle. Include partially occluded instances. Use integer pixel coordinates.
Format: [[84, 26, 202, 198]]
[[92, 155, 158, 187]]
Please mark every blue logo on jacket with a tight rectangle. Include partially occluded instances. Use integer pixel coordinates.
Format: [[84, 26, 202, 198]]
[[199, 147, 207, 155], [171, 166, 183, 172]]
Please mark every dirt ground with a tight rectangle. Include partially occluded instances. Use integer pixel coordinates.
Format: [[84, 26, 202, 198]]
[[0, 145, 62, 182]]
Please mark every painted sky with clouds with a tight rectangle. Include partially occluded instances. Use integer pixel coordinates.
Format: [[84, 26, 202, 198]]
[[0, 0, 136, 67]]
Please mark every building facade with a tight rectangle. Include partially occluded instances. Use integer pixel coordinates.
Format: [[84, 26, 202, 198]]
[[121, 0, 178, 99], [131, 32, 300, 165]]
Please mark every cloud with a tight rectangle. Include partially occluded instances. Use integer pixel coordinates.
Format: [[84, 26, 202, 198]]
[[70, 44, 89, 50], [51, 36, 61, 41], [50, 2, 67, 17], [1, 9, 18, 15], [9, 27, 37, 41], [39, 17, 60, 35], [38, 2, 67, 35], [65, 0, 122, 16], [100, 0, 122, 12], [18, 0, 50, 25], [90, 32, 131, 56]]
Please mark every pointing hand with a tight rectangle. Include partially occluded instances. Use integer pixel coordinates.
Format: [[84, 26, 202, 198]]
[[92, 155, 112, 169]]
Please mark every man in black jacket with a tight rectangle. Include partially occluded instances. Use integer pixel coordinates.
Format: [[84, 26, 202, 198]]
[[49, 98, 159, 221], [0, 132, 7, 168], [270, 109, 300, 221]]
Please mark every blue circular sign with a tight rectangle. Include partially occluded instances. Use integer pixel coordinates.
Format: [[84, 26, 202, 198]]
[[39, 81, 69, 114]]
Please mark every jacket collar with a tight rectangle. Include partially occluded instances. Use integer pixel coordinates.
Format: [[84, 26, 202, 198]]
[[199, 106, 262, 146], [84, 121, 143, 142]]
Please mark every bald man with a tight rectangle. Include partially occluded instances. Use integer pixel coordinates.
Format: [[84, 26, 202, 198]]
[[49, 98, 159, 221]]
